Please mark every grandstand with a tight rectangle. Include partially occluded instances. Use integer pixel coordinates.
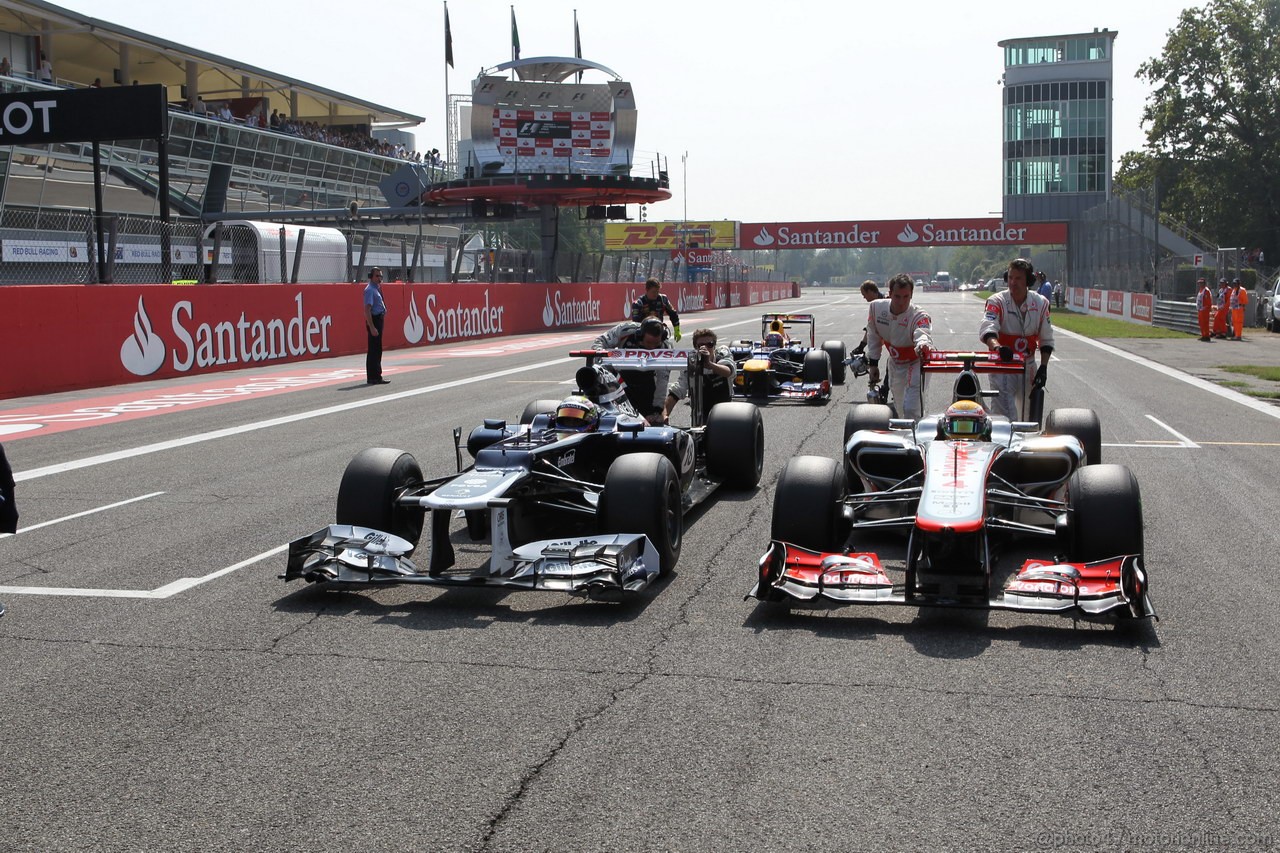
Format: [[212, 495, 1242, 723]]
[[0, 0, 460, 283]]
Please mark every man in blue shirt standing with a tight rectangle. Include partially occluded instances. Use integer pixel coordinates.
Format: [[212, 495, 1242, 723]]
[[363, 267, 389, 385]]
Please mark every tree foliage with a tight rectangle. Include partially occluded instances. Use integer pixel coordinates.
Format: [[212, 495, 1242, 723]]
[[1129, 0, 1280, 254]]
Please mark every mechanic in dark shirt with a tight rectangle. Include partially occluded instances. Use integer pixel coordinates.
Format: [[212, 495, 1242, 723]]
[[630, 277, 681, 341], [666, 328, 735, 423], [593, 317, 672, 424]]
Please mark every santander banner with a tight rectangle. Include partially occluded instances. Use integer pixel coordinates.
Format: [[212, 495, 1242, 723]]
[[740, 218, 1067, 249], [0, 279, 798, 398]]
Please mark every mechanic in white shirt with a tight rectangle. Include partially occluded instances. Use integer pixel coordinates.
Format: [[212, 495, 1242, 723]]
[[978, 258, 1055, 420], [865, 273, 933, 420], [593, 317, 673, 425]]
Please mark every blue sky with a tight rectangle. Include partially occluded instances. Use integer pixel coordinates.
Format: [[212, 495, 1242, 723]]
[[60, 0, 1202, 224]]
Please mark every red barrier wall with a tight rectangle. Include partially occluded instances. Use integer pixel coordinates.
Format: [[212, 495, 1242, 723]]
[[0, 280, 794, 398]]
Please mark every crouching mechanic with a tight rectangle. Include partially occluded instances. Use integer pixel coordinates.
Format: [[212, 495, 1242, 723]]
[[979, 257, 1054, 420], [664, 327, 735, 424], [594, 316, 675, 425], [865, 273, 933, 420]]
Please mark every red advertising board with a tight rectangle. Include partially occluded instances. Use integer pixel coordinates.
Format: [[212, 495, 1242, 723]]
[[1106, 291, 1125, 315], [739, 218, 1067, 249], [0, 279, 791, 398], [1130, 293, 1153, 322]]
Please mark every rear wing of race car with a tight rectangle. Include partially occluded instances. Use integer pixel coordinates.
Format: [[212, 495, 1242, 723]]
[[920, 350, 1044, 424], [759, 313, 816, 347], [570, 348, 698, 372]]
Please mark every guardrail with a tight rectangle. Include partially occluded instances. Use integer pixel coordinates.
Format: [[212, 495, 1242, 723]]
[[1152, 299, 1198, 335]]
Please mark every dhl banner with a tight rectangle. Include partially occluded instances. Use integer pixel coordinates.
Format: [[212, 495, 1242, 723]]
[[604, 221, 737, 251]]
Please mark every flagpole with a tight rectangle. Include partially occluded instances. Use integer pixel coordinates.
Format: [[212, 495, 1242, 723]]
[[443, 1, 449, 161]]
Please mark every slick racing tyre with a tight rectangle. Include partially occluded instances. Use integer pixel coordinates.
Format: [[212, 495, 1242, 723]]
[[842, 404, 894, 492], [520, 398, 562, 426], [336, 447, 425, 547], [600, 452, 682, 575], [1066, 464, 1142, 562], [801, 349, 831, 384], [771, 455, 848, 553], [706, 402, 764, 489], [1044, 407, 1102, 465], [821, 340, 848, 385]]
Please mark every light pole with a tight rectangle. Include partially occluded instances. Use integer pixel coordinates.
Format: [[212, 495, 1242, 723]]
[[682, 151, 688, 226]]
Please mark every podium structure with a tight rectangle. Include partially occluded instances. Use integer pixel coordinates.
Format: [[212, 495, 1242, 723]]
[[426, 56, 671, 281]]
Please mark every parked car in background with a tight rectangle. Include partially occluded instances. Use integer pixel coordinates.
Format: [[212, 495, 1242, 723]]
[[1261, 279, 1280, 332]]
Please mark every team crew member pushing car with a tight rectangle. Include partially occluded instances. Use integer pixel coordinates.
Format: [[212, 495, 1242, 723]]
[[665, 327, 736, 423], [593, 316, 675, 425], [979, 258, 1055, 419], [630, 277, 682, 341], [865, 273, 933, 420]]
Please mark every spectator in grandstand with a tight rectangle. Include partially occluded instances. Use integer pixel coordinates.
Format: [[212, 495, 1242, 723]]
[[269, 109, 281, 129], [364, 267, 390, 385], [630, 277, 682, 340], [0, 441, 17, 535], [36, 53, 52, 83], [90, 77, 101, 88], [193, 96, 209, 116], [217, 103, 233, 122], [1, 57, 13, 77]]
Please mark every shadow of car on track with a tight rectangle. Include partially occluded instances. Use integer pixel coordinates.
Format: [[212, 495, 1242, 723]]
[[743, 604, 1160, 659]]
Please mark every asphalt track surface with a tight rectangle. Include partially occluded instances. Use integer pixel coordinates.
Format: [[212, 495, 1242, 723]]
[[1, 291, 1277, 852]]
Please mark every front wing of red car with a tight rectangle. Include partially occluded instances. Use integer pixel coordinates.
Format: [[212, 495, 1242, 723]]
[[750, 540, 1155, 620]]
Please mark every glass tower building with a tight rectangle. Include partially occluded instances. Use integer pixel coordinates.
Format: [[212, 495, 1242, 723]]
[[998, 29, 1117, 222]]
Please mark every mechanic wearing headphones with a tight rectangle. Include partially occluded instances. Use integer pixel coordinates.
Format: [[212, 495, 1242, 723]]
[[630, 277, 682, 342], [979, 258, 1055, 420]]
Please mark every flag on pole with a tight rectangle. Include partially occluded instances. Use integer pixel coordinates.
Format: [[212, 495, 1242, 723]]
[[574, 10, 582, 83], [444, 2, 454, 68], [511, 7, 521, 60]]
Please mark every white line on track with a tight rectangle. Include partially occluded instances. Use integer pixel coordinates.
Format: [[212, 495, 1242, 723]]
[[0, 543, 288, 598], [0, 491, 165, 539], [1146, 415, 1200, 448], [13, 299, 854, 485]]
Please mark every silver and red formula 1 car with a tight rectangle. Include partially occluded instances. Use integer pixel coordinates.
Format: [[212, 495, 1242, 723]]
[[285, 348, 764, 600], [749, 351, 1155, 623]]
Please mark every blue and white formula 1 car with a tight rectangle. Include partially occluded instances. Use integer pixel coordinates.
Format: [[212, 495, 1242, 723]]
[[286, 348, 764, 599]]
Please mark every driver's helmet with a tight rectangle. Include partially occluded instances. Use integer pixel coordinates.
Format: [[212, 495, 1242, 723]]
[[942, 400, 989, 440], [554, 395, 601, 432], [764, 320, 786, 348]]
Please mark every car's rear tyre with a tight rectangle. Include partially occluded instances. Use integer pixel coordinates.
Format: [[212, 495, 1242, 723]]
[[822, 341, 848, 385], [1269, 313, 1280, 333], [1044, 407, 1102, 465], [771, 455, 848, 553], [842, 403, 894, 491], [706, 402, 764, 488], [336, 448, 425, 547], [801, 349, 830, 383], [1067, 464, 1142, 562], [520, 398, 562, 426], [599, 452, 682, 575]]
